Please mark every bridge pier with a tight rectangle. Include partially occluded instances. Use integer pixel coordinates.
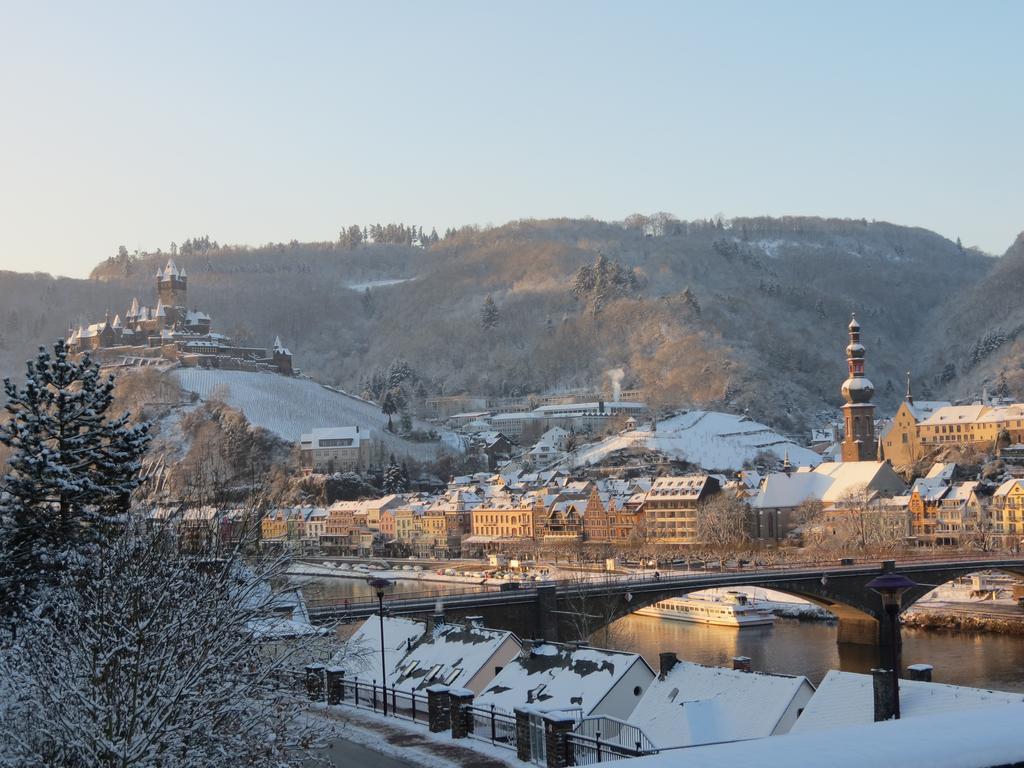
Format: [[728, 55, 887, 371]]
[[536, 584, 560, 641], [836, 615, 879, 646]]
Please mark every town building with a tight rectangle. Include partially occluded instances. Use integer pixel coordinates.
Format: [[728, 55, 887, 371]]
[[877, 374, 950, 467], [642, 475, 721, 545], [299, 426, 373, 473], [749, 461, 906, 543], [67, 259, 293, 374], [991, 478, 1024, 550]]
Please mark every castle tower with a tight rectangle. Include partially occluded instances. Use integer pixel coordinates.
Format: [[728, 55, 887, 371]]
[[840, 314, 877, 462], [157, 259, 187, 311]]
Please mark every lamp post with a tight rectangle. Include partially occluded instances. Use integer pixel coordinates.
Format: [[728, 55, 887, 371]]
[[865, 573, 917, 719], [368, 577, 393, 715]]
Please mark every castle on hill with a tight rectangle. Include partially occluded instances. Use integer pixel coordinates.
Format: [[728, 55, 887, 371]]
[[66, 259, 293, 374]]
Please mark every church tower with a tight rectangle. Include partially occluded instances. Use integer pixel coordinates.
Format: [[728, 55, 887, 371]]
[[840, 314, 877, 462]]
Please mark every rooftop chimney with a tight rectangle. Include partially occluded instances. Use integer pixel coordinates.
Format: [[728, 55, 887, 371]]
[[732, 656, 752, 673], [872, 668, 898, 722], [659, 652, 679, 679], [906, 664, 933, 682], [465, 615, 484, 629]]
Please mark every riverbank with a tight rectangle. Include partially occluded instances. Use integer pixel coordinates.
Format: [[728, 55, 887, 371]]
[[904, 604, 1024, 635]]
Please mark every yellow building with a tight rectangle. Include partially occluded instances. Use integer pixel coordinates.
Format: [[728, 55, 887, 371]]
[[471, 505, 535, 540], [991, 479, 1024, 549]]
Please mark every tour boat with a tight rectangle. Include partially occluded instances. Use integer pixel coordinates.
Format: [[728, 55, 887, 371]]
[[634, 591, 775, 627]]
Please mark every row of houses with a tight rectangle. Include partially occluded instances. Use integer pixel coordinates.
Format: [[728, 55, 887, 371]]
[[161, 459, 1024, 557], [327, 611, 1024, 756]]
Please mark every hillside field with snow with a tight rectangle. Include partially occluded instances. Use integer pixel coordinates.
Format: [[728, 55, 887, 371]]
[[173, 369, 463, 461], [567, 410, 822, 472]]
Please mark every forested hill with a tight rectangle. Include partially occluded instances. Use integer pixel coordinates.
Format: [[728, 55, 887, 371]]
[[0, 215, 1008, 433]]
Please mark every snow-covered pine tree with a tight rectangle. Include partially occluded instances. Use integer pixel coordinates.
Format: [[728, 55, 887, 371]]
[[0, 341, 150, 628], [382, 456, 406, 494], [481, 294, 500, 330]]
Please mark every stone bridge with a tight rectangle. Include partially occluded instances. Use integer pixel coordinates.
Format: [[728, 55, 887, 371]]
[[309, 556, 1024, 669]]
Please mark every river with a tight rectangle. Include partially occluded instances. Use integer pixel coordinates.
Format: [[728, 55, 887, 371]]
[[302, 577, 1024, 692]]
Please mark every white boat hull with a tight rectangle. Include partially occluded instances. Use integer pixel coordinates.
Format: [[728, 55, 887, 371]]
[[634, 599, 775, 627]]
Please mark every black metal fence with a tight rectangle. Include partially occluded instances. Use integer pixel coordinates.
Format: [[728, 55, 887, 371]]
[[567, 717, 658, 764], [337, 677, 427, 724], [464, 704, 517, 750]]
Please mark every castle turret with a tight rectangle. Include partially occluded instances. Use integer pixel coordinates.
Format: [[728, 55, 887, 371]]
[[157, 258, 187, 311], [840, 314, 877, 462]]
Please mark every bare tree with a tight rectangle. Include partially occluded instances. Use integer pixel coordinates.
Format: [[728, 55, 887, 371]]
[[696, 494, 751, 553], [0, 516, 333, 768]]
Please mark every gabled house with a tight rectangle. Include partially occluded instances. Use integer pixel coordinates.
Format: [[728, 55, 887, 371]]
[[330, 614, 427, 680], [475, 641, 656, 720], [386, 618, 521, 695], [627, 654, 814, 749]]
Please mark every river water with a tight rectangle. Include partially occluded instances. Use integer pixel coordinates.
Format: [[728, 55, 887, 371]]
[[303, 577, 1024, 692]]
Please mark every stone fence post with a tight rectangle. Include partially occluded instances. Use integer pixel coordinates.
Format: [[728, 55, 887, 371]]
[[543, 711, 576, 768], [514, 707, 533, 763], [426, 685, 452, 733], [325, 667, 345, 705], [448, 688, 475, 739]]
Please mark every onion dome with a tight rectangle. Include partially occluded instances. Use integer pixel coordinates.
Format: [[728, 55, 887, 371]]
[[842, 376, 875, 404]]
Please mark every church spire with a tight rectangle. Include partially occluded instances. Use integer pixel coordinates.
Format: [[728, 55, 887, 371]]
[[905, 371, 914, 405]]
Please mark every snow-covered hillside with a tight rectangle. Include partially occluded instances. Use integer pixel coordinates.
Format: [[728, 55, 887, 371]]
[[173, 369, 463, 460], [566, 410, 821, 472]]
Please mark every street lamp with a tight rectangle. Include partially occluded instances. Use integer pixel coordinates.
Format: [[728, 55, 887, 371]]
[[865, 573, 917, 719], [368, 577, 393, 715]]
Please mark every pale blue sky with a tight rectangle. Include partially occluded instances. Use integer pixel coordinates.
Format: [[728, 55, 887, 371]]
[[1, 1, 1021, 277]]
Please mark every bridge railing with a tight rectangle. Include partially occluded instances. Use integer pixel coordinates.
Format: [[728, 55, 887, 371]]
[[306, 552, 1024, 617]]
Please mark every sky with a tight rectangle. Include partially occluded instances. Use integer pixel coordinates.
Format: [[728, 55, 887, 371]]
[[1, 1, 1021, 278]]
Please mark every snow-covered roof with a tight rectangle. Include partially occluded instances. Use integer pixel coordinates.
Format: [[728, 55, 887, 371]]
[[925, 462, 957, 482], [571, 410, 821, 472], [791, 670, 1023, 733], [388, 621, 520, 693], [623, 705, 1024, 768], [918, 404, 990, 427], [330, 614, 426, 678], [628, 661, 813, 748], [648, 475, 714, 500], [476, 642, 654, 716], [907, 400, 951, 420], [911, 478, 949, 502], [300, 426, 365, 448], [992, 478, 1024, 498], [533, 401, 647, 414], [751, 461, 905, 509]]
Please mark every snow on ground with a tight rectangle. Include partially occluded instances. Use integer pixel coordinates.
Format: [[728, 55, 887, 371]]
[[566, 410, 821, 472], [310, 704, 518, 768], [345, 278, 413, 291], [173, 368, 464, 460]]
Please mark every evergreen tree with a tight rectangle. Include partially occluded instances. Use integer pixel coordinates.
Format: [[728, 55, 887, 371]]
[[383, 456, 407, 493], [996, 369, 1010, 399], [381, 390, 398, 432], [0, 341, 150, 628], [481, 295, 500, 330]]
